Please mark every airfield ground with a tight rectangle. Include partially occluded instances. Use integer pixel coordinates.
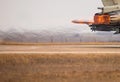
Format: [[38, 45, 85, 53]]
[[0, 43, 120, 82]]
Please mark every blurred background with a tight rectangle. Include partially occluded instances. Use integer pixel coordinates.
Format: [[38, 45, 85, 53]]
[[0, 0, 120, 43]]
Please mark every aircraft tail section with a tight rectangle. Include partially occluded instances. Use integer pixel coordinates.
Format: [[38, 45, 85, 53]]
[[102, 0, 120, 6]]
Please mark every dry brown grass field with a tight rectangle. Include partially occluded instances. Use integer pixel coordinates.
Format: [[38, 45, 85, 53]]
[[0, 43, 120, 82]]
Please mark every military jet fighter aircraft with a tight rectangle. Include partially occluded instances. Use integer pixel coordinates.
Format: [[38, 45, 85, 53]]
[[72, 0, 120, 34]]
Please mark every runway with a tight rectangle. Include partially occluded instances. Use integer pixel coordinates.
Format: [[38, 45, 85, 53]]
[[0, 44, 120, 54]]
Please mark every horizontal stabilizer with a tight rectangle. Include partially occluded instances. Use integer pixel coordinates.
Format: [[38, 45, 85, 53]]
[[102, 0, 120, 6]]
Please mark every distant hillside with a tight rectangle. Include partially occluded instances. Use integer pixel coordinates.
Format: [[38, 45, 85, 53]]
[[0, 26, 120, 43]]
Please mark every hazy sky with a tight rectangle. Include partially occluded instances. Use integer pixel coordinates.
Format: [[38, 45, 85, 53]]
[[0, 0, 103, 27]]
